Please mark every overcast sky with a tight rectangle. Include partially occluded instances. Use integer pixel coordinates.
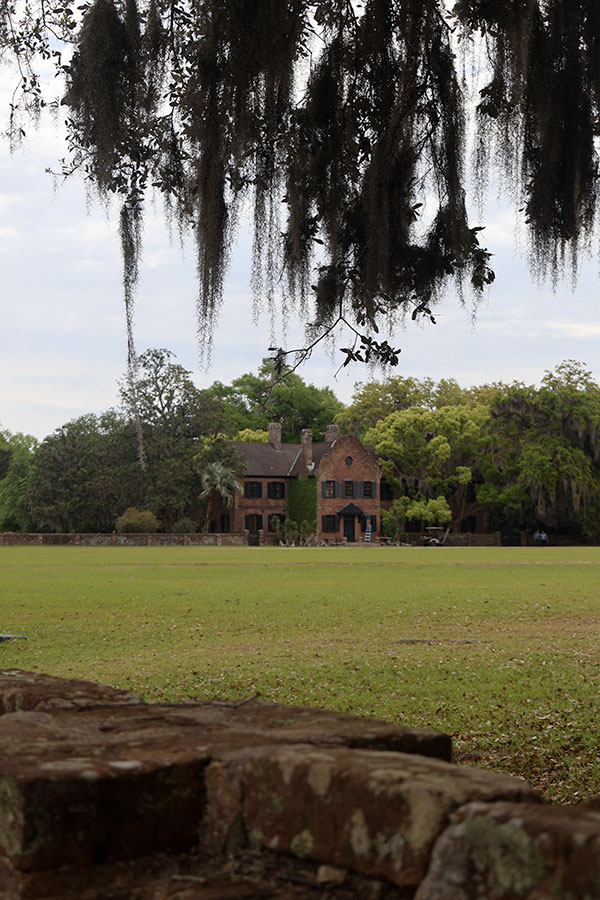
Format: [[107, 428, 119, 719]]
[[2, 78, 600, 441]]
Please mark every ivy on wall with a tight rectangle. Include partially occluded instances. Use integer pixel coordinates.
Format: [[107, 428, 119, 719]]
[[287, 478, 317, 529]]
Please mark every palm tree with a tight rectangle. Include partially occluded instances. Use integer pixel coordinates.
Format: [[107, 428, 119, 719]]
[[199, 462, 242, 532]]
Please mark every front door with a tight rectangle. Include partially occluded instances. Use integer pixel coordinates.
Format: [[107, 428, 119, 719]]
[[343, 515, 355, 542]]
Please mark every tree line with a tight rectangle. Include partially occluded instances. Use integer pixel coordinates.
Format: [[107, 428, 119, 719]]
[[355, 360, 600, 539], [1, 356, 599, 538], [0, 349, 342, 534]]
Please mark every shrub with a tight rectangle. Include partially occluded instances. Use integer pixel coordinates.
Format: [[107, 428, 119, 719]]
[[171, 517, 198, 533], [115, 507, 160, 533]]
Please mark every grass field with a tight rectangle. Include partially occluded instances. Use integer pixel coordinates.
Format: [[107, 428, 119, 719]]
[[1, 545, 599, 804]]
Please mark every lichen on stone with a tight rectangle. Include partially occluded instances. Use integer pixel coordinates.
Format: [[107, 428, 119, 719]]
[[349, 809, 371, 857], [465, 816, 545, 897], [290, 829, 314, 858]]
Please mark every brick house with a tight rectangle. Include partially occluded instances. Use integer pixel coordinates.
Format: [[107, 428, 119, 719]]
[[218, 423, 385, 543]]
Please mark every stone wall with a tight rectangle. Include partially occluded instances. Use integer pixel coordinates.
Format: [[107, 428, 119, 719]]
[[0, 669, 597, 899], [0, 532, 246, 547], [2, 532, 594, 547], [400, 532, 502, 547]]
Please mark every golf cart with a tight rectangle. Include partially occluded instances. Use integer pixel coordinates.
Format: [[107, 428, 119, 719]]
[[422, 526, 448, 546]]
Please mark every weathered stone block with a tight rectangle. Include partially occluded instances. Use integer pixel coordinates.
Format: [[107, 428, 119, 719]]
[[0, 682, 451, 880], [415, 800, 600, 900], [148, 700, 452, 761], [206, 745, 539, 886], [0, 669, 143, 713], [0, 711, 209, 871]]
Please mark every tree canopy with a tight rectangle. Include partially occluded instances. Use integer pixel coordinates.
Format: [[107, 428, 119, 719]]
[[3, 0, 599, 366], [205, 358, 344, 441], [2, 357, 600, 537]]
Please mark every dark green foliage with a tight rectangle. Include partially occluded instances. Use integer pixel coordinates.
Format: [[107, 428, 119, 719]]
[[482, 361, 600, 533], [6, 1, 598, 361], [115, 506, 159, 532], [20, 349, 240, 533], [0, 431, 37, 532], [0, 447, 11, 481], [27, 415, 123, 533], [199, 460, 242, 532], [171, 516, 198, 533], [119, 348, 237, 528], [287, 476, 316, 528], [456, 0, 600, 275], [206, 358, 343, 442]]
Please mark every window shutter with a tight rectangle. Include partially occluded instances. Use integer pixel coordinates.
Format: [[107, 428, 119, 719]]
[[257, 515, 263, 530], [352, 481, 357, 498], [321, 482, 327, 498], [280, 483, 285, 498], [334, 481, 339, 497], [371, 516, 377, 531], [359, 481, 364, 497], [372, 481, 377, 497], [321, 515, 327, 531], [257, 482, 262, 498], [267, 482, 273, 498], [244, 482, 250, 498]]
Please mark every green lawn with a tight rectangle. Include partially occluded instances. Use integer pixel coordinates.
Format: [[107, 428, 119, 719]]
[[1, 545, 599, 803]]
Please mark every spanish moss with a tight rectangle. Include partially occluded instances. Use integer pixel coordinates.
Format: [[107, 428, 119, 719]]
[[3, 0, 600, 361]]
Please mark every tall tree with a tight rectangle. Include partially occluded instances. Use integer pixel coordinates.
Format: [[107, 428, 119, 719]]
[[0, 430, 37, 531], [335, 375, 494, 437], [206, 359, 344, 442], [27, 415, 119, 532], [2, 1, 598, 366], [119, 348, 236, 528], [481, 362, 600, 534], [365, 403, 490, 530]]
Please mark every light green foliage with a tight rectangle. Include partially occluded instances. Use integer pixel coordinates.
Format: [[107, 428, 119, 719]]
[[383, 495, 451, 536], [115, 507, 159, 533], [1, 545, 600, 805], [381, 496, 411, 536], [236, 428, 268, 442], [335, 376, 495, 438], [335, 377, 438, 437], [366, 404, 487, 529], [417, 496, 452, 524], [361, 361, 600, 538]]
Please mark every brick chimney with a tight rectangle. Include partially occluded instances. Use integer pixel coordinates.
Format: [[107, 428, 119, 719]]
[[301, 429, 313, 468], [268, 422, 282, 450], [324, 424, 339, 442]]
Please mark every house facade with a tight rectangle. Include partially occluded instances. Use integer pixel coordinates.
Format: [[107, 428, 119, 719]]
[[220, 423, 385, 543], [207, 420, 488, 541]]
